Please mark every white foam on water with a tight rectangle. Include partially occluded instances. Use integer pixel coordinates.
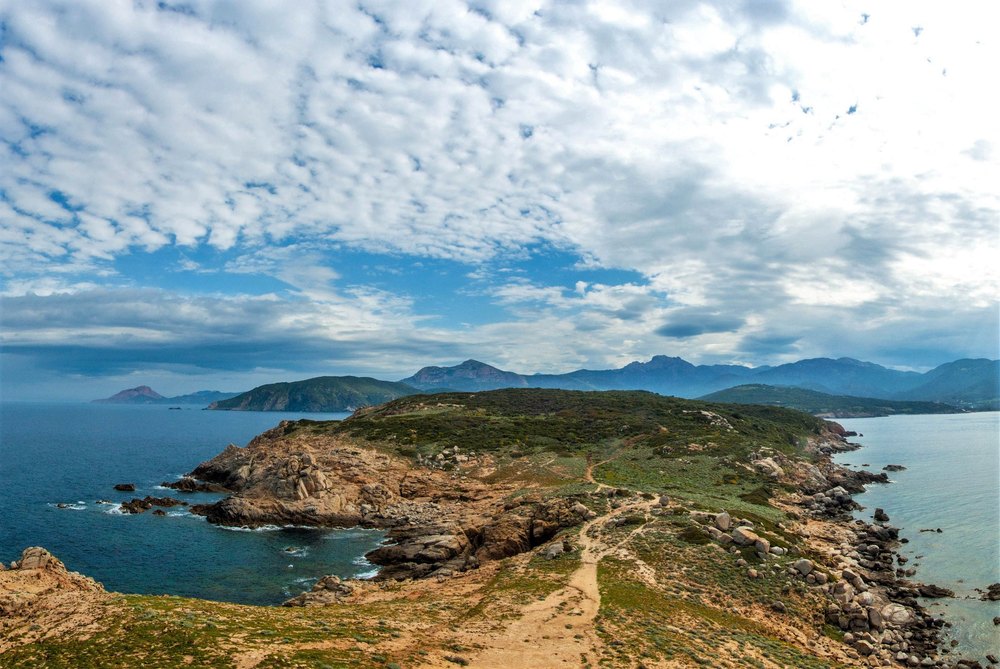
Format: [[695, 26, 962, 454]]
[[216, 524, 284, 533], [48, 502, 86, 511], [103, 506, 126, 515]]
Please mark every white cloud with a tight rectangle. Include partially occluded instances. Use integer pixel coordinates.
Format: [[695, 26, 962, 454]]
[[0, 0, 997, 392]]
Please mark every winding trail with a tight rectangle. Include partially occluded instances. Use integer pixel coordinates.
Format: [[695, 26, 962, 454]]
[[237, 457, 652, 669], [457, 515, 605, 668], [429, 492, 658, 669]]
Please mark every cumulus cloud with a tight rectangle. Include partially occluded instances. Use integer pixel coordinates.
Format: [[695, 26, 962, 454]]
[[0, 0, 997, 397]]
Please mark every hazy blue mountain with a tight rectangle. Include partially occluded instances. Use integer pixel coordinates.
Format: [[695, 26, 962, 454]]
[[400, 359, 530, 392], [208, 376, 418, 412], [895, 358, 999, 409], [402, 356, 761, 397], [167, 390, 242, 405], [93, 385, 166, 404], [700, 384, 958, 417], [750, 357, 924, 397], [401, 355, 999, 407]]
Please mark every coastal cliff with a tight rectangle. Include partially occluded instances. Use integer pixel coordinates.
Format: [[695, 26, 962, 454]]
[[2, 390, 988, 668]]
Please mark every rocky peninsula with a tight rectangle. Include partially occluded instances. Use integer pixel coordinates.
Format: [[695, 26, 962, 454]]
[[1, 389, 990, 668]]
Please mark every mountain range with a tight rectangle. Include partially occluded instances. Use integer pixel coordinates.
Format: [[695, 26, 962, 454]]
[[401, 356, 999, 409], [94, 355, 999, 412]]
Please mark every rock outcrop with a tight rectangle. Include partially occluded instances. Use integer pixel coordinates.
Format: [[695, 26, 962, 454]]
[[0, 547, 108, 652], [366, 495, 591, 581], [161, 477, 229, 493], [119, 496, 186, 514], [176, 421, 591, 580], [282, 575, 354, 607], [181, 425, 417, 527]]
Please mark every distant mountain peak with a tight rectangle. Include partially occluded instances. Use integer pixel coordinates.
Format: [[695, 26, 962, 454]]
[[401, 359, 527, 391], [626, 355, 692, 370], [457, 359, 499, 370]]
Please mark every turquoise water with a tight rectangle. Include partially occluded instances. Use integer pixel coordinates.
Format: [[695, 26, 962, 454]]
[[834, 412, 1000, 660], [0, 402, 385, 605]]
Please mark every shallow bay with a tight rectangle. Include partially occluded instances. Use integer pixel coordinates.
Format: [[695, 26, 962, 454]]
[[0, 402, 384, 605], [834, 412, 1000, 659]]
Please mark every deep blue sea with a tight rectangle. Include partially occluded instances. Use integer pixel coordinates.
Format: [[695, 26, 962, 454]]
[[835, 412, 1000, 660], [0, 402, 384, 605]]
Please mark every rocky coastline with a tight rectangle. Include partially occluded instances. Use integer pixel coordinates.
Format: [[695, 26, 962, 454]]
[[169, 422, 595, 584], [5, 391, 993, 668], [154, 413, 990, 667], [789, 430, 987, 668]]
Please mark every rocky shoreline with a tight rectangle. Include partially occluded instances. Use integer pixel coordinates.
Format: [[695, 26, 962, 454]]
[[161, 422, 594, 585], [151, 415, 993, 667], [186, 423, 1000, 669], [792, 431, 989, 668]]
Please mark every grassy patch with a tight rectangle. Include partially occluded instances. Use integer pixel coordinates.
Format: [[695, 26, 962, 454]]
[[596, 555, 844, 669]]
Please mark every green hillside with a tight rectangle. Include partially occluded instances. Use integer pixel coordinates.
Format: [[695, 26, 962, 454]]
[[207, 376, 418, 412], [700, 384, 958, 417], [332, 387, 827, 464]]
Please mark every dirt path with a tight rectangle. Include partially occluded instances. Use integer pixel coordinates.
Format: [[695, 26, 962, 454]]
[[420, 495, 656, 669], [442, 516, 604, 668]]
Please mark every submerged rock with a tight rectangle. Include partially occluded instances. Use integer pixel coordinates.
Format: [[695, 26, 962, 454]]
[[916, 583, 954, 598]]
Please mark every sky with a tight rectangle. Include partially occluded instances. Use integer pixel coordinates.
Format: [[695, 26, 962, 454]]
[[1, 0, 998, 401]]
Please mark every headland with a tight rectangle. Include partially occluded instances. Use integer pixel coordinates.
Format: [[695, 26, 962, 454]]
[[2, 389, 990, 668]]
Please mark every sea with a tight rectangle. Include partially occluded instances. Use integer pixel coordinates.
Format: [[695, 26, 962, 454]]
[[0, 402, 385, 606], [2, 402, 997, 658], [834, 412, 1000, 660]]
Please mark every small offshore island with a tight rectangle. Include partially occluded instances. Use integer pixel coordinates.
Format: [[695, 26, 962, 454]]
[[1, 389, 993, 668]]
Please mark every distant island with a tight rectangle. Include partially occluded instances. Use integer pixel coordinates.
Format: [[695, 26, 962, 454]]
[[206, 376, 417, 412], [699, 384, 960, 417], [93, 386, 241, 405]]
